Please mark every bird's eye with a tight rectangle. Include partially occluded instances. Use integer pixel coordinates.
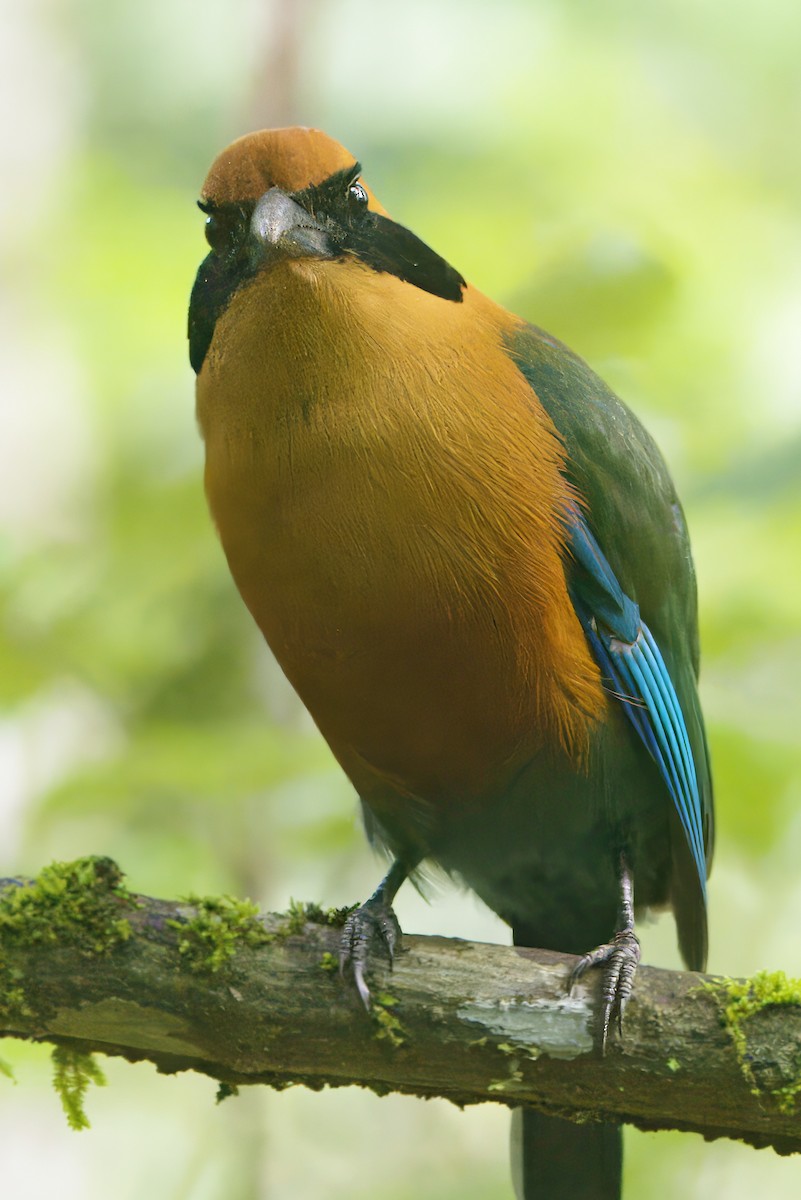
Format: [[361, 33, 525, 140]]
[[204, 214, 231, 254], [348, 181, 369, 208], [200, 204, 248, 256]]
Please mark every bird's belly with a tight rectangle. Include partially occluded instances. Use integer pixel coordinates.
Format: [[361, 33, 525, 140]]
[[199, 295, 605, 849], [203, 426, 671, 939], [234, 516, 541, 810], [205, 441, 573, 829]]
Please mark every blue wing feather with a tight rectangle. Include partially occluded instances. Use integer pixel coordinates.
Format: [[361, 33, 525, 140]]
[[565, 508, 708, 893]]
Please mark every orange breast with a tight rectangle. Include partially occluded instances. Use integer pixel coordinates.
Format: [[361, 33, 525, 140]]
[[196, 257, 606, 814]]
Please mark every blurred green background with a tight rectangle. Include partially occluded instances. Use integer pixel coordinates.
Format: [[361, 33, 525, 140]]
[[2, 0, 801, 1196]]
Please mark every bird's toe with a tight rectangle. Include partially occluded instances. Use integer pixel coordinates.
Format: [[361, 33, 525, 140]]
[[339, 896, 402, 1008]]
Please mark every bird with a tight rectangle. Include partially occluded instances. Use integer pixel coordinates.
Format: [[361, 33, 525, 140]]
[[189, 126, 713, 1200]]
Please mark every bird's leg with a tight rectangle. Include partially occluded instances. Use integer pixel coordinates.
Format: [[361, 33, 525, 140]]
[[569, 850, 640, 1051], [339, 858, 409, 1009]]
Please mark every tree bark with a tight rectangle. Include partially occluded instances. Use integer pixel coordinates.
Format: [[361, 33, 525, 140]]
[[1, 868, 800, 1154]]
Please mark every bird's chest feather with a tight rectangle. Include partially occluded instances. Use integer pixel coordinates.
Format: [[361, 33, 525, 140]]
[[197, 261, 605, 807]]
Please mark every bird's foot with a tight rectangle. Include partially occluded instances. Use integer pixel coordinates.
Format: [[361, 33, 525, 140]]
[[339, 892, 402, 1009], [570, 926, 640, 1051]]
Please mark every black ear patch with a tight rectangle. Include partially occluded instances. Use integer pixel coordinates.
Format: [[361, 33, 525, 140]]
[[291, 164, 465, 302], [347, 213, 465, 303], [189, 251, 233, 374], [189, 200, 257, 374]]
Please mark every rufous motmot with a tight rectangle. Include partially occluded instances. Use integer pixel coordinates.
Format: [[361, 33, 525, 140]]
[[189, 127, 713, 1200]]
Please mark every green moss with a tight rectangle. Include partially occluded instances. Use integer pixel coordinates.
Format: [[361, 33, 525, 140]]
[[167, 892, 356, 974], [168, 894, 273, 973], [51, 1046, 106, 1131], [773, 1079, 801, 1116], [488, 1064, 524, 1093], [319, 952, 338, 973], [282, 899, 356, 934], [0, 857, 194, 1129], [0, 857, 135, 956], [704, 970, 801, 1111], [283, 898, 315, 936], [498, 1040, 541, 1062], [0, 962, 34, 1025], [371, 993, 406, 1048], [488, 1039, 540, 1092]]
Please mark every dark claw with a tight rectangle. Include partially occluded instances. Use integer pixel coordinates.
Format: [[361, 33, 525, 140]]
[[339, 896, 402, 1009], [570, 927, 640, 1051]]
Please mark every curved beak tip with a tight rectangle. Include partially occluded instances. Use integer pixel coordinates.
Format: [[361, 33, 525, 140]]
[[250, 188, 332, 260]]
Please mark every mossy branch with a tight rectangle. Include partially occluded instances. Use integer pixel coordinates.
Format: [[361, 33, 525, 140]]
[[1, 858, 801, 1153]]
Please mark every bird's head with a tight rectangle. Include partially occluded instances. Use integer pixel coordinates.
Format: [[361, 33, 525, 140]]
[[189, 127, 465, 374]]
